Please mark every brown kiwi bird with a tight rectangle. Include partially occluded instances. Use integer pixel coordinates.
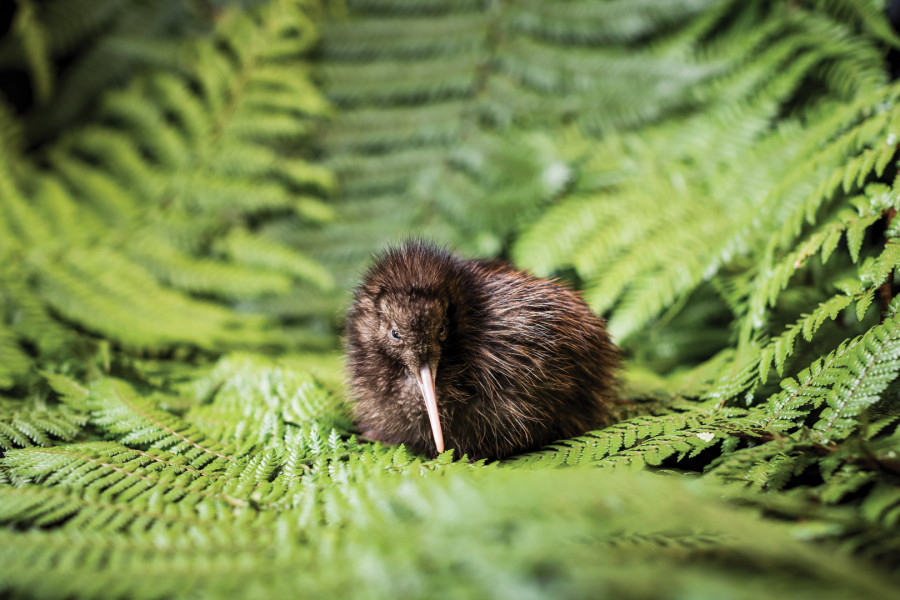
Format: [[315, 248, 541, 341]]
[[345, 240, 619, 461]]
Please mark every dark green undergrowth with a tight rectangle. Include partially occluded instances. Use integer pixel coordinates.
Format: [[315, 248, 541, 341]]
[[3, 0, 900, 598]]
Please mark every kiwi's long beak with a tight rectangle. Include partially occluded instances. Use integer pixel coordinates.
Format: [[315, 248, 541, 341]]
[[415, 363, 444, 454]]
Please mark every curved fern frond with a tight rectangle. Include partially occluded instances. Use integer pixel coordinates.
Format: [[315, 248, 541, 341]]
[[813, 316, 900, 439], [760, 309, 900, 440]]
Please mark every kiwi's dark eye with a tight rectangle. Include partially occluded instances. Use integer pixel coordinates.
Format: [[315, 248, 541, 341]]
[[390, 329, 402, 341], [438, 325, 446, 335]]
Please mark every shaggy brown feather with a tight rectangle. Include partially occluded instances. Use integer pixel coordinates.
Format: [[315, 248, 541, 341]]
[[345, 240, 619, 460]]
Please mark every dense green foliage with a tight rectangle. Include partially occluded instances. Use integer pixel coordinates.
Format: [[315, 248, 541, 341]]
[[3, 0, 900, 597]]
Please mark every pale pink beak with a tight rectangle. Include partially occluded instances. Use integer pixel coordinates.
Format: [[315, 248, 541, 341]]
[[415, 363, 444, 454]]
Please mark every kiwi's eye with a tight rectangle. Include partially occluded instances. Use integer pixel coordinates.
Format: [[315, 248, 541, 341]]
[[438, 325, 446, 335], [390, 329, 402, 341]]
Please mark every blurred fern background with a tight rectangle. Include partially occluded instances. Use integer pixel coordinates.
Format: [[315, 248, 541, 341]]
[[3, 0, 900, 598]]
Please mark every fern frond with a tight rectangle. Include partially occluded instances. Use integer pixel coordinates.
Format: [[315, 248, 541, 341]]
[[756, 207, 881, 315], [813, 315, 900, 439], [810, 0, 900, 47], [221, 229, 335, 292], [0, 0, 338, 371], [760, 311, 900, 439], [816, 465, 878, 504], [0, 323, 32, 389], [513, 4, 895, 355], [87, 379, 241, 464], [0, 442, 285, 533], [861, 482, 900, 528], [184, 353, 352, 447], [4, 0, 54, 102], [506, 405, 747, 469], [759, 293, 854, 379], [706, 436, 817, 490], [768, 84, 900, 252], [0, 1, 237, 146], [0, 400, 85, 451], [310, 0, 753, 286], [125, 232, 294, 300], [32, 248, 270, 350], [0, 484, 226, 532]]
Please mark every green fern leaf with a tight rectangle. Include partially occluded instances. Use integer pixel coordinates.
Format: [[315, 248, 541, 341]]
[[0, 401, 85, 451], [813, 316, 900, 439], [759, 293, 853, 379], [89, 379, 241, 465], [706, 436, 815, 490], [0, 323, 31, 389]]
